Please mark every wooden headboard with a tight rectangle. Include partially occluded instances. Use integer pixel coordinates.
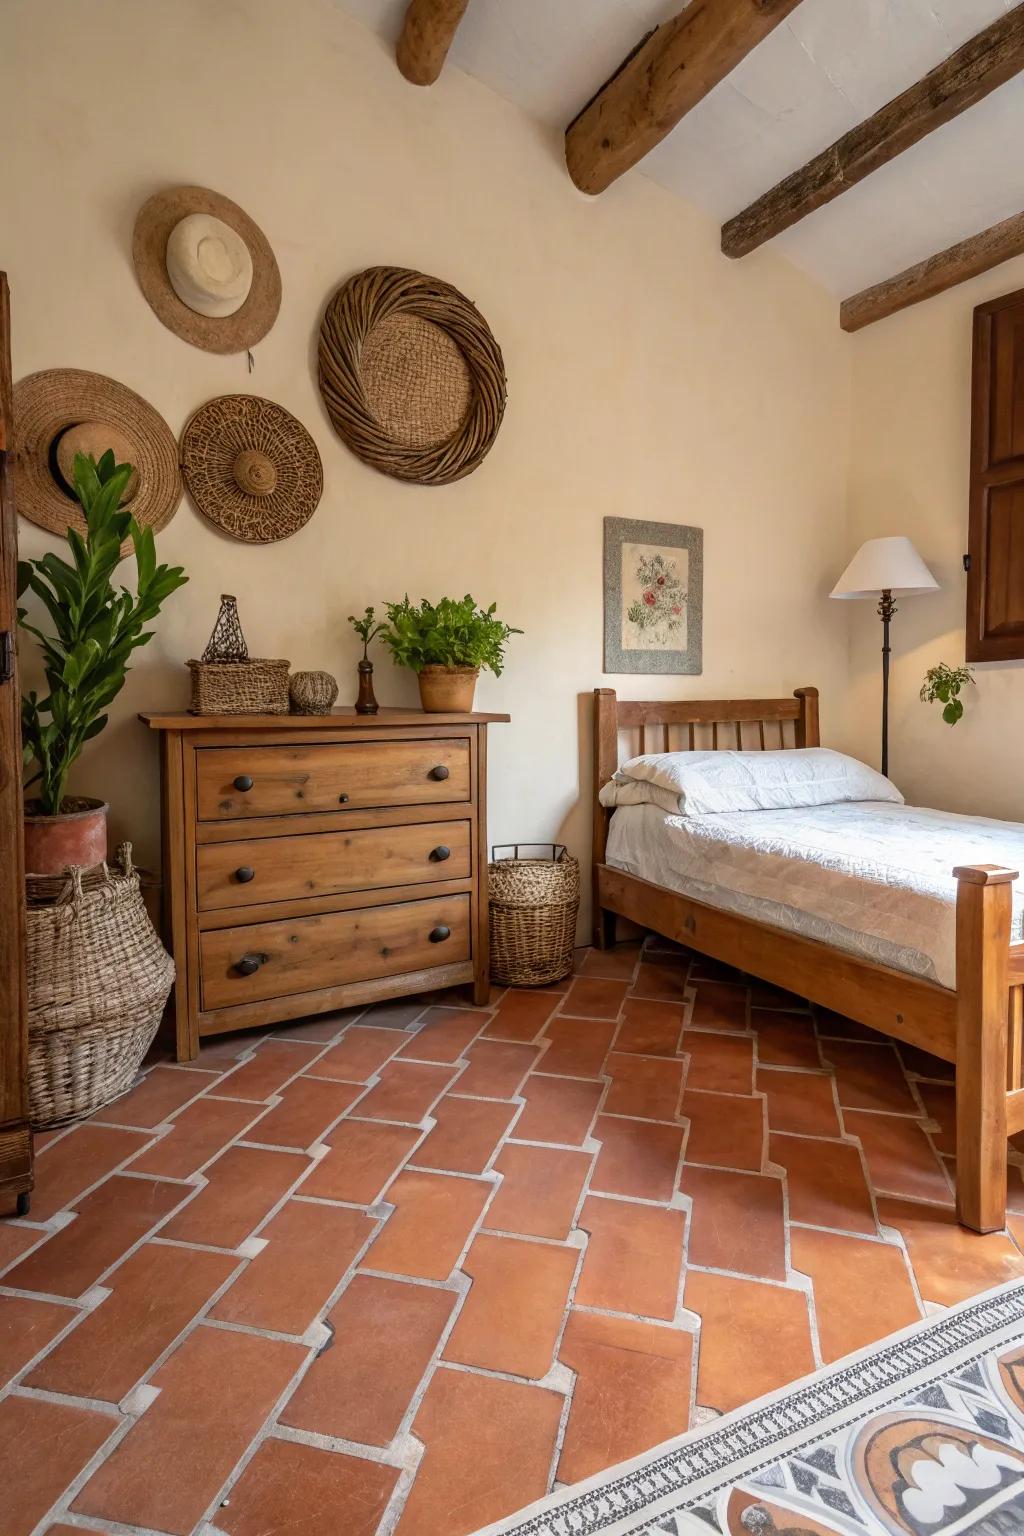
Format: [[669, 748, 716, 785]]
[[592, 686, 820, 869]]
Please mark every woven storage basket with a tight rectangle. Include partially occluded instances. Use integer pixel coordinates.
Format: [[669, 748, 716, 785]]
[[488, 844, 580, 987], [26, 844, 175, 1129], [187, 658, 290, 715]]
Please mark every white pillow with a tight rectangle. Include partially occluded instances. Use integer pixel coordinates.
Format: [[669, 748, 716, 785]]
[[610, 747, 902, 815]]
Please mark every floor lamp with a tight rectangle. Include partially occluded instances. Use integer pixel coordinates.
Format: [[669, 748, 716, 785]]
[[830, 536, 939, 778]]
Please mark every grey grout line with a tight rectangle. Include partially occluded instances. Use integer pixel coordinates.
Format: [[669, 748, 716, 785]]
[[27, 1128, 167, 1222], [269, 1420, 409, 1469], [682, 1260, 818, 1294], [0, 1299, 96, 1406], [25, 1398, 138, 1536], [190, 1338, 323, 1536], [29, 1516, 166, 1536]]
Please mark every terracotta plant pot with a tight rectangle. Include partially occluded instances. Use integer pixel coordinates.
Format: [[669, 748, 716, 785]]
[[23, 797, 109, 875], [417, 665, 480, 713]]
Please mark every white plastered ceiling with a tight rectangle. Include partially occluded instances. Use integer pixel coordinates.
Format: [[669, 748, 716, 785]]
[[335, 0, 1021, 299]]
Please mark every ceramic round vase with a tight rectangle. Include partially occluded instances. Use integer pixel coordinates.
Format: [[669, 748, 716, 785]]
[[23, 797, 109, 874], [417, 665, 479, 713]]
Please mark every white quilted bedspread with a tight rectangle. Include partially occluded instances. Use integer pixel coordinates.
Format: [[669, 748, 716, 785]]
[[604, 800, 1024, 989]]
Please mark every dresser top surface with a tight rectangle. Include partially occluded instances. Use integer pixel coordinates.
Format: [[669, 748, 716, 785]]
[[139, 707, 511, 731]]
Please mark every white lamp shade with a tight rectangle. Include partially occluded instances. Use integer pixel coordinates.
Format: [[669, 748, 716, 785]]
[[830, 536, 939, 600]]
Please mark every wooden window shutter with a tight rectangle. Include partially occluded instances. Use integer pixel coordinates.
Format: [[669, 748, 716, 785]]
[[967, 284, 1024, 661]]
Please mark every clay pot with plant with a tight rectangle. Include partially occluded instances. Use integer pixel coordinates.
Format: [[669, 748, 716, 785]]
[[378, 595, 521, 713], [18, 450, 188, 873]]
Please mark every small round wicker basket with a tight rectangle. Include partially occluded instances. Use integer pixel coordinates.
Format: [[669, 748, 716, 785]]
[[488, 844, 580, 988], [26, 845, 175, 1129]]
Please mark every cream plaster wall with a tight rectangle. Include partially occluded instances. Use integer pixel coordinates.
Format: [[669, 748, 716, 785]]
[[847, 257, 1024, 822], [4, 0, 852, 924]]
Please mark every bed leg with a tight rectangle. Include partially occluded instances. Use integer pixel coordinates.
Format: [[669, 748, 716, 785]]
[[953, 864, 1017, 1233], [594, 907, 616, 951]]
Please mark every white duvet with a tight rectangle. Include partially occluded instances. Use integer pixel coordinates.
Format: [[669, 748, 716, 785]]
[[604, 800, 1024, 989]]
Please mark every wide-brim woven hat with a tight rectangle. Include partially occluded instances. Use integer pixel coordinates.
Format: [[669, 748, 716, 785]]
[[133, 186, 281, 355], [180, 394, 323, 543], [12, 369, 182, 549]]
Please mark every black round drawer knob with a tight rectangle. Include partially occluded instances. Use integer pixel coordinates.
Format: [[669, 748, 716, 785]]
[[234, 953, 262, 977], [429, 845, 451, 863], [429, 925, 451, 943], [338, 793, 350, 804], [235, 866, 255, 884], [427, 765, 450, 782], [233, 774, 254, 793]]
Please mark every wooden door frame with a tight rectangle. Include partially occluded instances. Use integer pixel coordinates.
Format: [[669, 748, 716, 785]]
[[0, 271, 32, 1214]]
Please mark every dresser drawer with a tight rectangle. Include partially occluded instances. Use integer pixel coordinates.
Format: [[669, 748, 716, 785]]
[[196, 820, 472, 910], [200, 893, 471, 1010], [196, 738, 470, 820]]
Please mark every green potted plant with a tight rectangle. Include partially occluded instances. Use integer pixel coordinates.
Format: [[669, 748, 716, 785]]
[[378, 594, 521, 713], [18, 450, 188, 873], [920, 661, 974, 726]]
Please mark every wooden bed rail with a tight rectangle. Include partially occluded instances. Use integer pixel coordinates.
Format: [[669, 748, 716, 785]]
[[954, 863, 1017, 1232]]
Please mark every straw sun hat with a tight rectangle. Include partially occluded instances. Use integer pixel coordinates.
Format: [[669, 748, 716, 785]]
[[133, 186, 281, 354], [12, 368, 182, 549]]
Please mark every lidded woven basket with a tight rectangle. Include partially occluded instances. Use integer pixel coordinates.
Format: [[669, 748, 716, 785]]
[[488, 844, 580, 987], [187, 593, 290, 715], [26, 844, 175, 1129], [187, 657, 290, 715]]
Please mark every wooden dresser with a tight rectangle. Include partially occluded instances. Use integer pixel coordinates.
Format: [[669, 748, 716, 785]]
[[140, 708, 509, 1061]]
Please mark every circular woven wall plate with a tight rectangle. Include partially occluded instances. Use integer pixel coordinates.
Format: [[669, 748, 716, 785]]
[[133, 185, 282, 355], [12, 368, 182, 551], [318, 266, 506, 486], [180, 394, 324, 544]]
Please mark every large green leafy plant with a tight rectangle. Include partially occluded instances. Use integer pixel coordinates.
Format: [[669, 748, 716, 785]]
[[379, 595, 521, 675], [18, 451, 188, 815]]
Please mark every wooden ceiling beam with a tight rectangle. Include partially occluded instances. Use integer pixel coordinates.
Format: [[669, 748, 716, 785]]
[[565, 0, 805, 197], [723, 6, 1024, 259], [396, 0, 470, 86], [840, 210, 1024, 332]]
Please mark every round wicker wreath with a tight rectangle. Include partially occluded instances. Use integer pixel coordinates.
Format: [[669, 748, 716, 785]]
[[318, 266, 506, 486]]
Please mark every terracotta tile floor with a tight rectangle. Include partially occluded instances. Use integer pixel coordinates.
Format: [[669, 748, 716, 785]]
[[5, 936, 1024, 1535]]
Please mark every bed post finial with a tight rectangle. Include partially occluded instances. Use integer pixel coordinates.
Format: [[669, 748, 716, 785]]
[[593, 689, 619, 949], [953, 862, 1017, 1233], [794, 687, 819, 748]]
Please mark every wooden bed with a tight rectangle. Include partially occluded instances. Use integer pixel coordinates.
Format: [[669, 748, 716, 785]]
[[592, 685, 1024, 1234]]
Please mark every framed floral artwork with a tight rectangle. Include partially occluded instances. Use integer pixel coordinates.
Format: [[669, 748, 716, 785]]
[[603, 517, 703, 674]]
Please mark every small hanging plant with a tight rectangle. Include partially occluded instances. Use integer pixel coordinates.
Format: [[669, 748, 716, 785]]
[[920, 661, 974, 726]]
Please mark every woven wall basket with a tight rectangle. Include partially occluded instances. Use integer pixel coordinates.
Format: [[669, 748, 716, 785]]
[[26, 845, 175, 1129], [488, 846, 581, 987], [318, 266, 506, 486], [180, 394, 323, 543]]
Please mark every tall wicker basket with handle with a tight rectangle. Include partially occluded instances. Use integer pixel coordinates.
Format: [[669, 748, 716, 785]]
[[488, 844, 580, 987], [26, 844, 175, 1129]]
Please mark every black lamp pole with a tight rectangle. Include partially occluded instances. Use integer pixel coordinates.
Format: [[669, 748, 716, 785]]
[[878, 588, 896, 778]]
